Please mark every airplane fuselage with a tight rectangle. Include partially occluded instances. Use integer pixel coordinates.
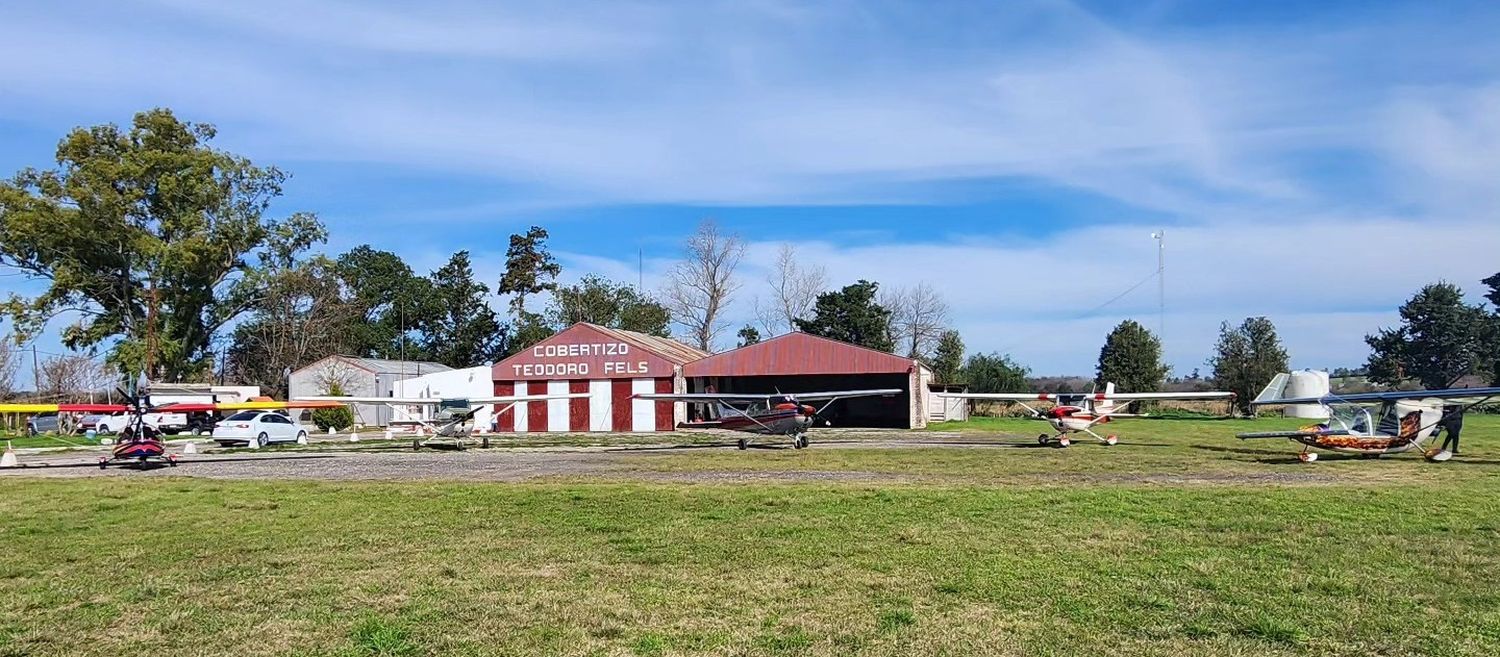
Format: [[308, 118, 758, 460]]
[[716, 403, 815, 436], [1045, 405, 1112, 433]]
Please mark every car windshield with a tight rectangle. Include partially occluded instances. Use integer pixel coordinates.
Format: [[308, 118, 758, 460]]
[[225, 411, 261, 421]]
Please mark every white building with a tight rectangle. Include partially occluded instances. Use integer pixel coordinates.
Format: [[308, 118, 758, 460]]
[[288, 356, 452, 427], [391, 365, 496, 429]]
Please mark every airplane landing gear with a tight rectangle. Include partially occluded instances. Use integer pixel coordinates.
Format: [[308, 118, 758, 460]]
[[98, 456, 108, 470], [1298, 451, 1318, 463], [1037, 434, 1051, 445], [1057, 437, 1071, 448], [737, 438, 748, 450], [792, 434, 809, 449], [1104, 435, 1119, 446]]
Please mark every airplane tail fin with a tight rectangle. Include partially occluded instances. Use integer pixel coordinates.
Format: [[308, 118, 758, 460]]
[[1097, 382, 1117, 410], [1252, 373, 1292, 405]]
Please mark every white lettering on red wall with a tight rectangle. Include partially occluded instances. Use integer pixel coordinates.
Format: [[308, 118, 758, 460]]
[[511, 342, 652, 378]]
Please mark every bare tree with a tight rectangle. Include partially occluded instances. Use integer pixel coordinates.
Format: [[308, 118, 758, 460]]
[[0, 336, 19, 400], [313, 359, 364, 396], [883, 282, 950, 360], [37, 354, 113, 402], [755, 243, 827, 336], [664, 220, 746, 351], [226, 258, 357, 399]]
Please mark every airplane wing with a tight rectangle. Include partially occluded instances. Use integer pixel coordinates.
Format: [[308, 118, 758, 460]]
[[1237, 428, 1350, 440], [634, 389, 902, 403], [294, 394, 590, 405], [154, 400, 350, 412], [937, 391, 1232, 402], [1248, 386, 1500, 407], [0, 403, 130, 413]]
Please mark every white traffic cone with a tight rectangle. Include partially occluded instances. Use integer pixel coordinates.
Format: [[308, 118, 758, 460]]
[[327, 426, 335, 435], [383, 430, 393, 440], [182, 441, 198, 455], [348, 429, 359, 443], [1, 442, 18, 468]]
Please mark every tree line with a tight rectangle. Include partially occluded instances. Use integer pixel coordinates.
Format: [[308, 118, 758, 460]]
[[2, 109, 1497, 404]]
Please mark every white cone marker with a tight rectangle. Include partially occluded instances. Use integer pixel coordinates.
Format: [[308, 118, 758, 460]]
[[182, 441, 198, 455], [1, 443, 18, 468]]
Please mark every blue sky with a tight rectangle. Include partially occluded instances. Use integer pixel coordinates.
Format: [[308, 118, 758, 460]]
[[3, 0, 1500, 381]]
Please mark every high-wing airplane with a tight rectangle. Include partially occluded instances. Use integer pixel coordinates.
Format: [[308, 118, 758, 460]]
[[938, 383, 1235, 446], [633, 389, 903, 449], [1236, 373, 1500, 462], [1, 391, 343, 469], [294, 393, 590, 449]]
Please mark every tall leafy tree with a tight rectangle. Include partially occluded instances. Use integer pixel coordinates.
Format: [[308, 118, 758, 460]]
[[1209, 317, 1290, 414], [1365, 282, 1497, 389], [1483, 272, 1500, 308], [1095, 320, 1169, 392], [421, 251, 505, 367], [334, 245, 435, 360], [498, 226, 560, 316], [932, 330, 965, 384], [794, 280, 895, 352], [0, 108, 325, 379], [962, 352, 1030, 393], [549, 274, 671, 337]]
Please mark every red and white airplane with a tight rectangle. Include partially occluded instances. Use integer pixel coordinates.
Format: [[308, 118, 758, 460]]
[[938, 383, 1234, 446], [633, 389, 902, 450]]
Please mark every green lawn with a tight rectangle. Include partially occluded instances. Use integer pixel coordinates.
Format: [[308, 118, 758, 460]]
[[3, 417, 1500, 656]]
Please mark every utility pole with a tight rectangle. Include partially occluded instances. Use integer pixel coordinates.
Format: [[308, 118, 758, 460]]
[[31, 344, 39, 394]]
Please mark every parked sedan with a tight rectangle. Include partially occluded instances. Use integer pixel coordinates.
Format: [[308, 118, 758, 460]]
[[211, 411, 309, 448], [26, 413, 61, 436]]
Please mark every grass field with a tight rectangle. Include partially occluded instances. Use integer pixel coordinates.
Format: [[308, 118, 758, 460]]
[[3, 417, 1500, 656]]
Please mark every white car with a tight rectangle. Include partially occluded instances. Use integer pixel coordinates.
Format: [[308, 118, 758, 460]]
[[212, 411, 309, 448], [92, 411, 187, 435]]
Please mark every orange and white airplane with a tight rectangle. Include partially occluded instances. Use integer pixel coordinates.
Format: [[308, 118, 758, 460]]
[[937, 383, 1234, 446]]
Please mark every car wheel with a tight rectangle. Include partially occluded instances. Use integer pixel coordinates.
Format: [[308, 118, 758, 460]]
[[256, 432, 269, 448], [98, 424, 110, 434]]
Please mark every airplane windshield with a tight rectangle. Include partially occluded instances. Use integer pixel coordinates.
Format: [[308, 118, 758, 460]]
[[1327, 405, 1373, 434]]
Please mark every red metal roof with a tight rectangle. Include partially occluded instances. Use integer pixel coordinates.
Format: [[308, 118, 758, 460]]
[[683, 332, 919, 377]]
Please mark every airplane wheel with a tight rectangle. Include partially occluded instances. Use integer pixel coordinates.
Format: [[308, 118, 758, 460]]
[[799, 436, 809, 449], [1057, 437, 1071, 448], [1105, 435, 1119, 446], [413, 439, 422, 451], [1037, 434, 1050, 445], [1298, 452, 1318, 463], [1425, 449, 1453, 462], [98, 457, 108, 470], [482, 437, 490, 449], [168, 455, 179, 467], [737, 438, 747, 450]]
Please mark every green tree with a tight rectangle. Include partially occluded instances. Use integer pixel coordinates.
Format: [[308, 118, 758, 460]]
[[794, 280, 895, 351], [420, 251, 505, 367], [1482, 272, 1500, 308], [334, 245, 435, 360], [1209, 317, 1290, 414], [1095, 320, 1169, 392], [736, 325, 761, 348], [962, 352, 1030, 393], [931, 330, 965, 383], [548, 275, 670, 337], [310, 381, 355, 431], [1365, 282, 1497, 389], [506, 311, 556, 357], [0, 108, 325, 379], [498, 226, 561, 316]]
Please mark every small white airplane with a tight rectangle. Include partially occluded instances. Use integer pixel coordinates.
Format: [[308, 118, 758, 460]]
[[1237, 374, 1500, 462], [633, 389, 903, 450], [938, 383, 1234, 446], [294, 393, 588, 449]]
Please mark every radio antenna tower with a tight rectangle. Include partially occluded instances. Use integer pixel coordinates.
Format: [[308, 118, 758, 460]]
[[1151, 230, 1165, 339]]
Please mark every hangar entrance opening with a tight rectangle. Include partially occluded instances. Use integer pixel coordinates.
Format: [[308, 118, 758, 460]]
[[680, 332, 929, 430], [689, 374, 911, 428]]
